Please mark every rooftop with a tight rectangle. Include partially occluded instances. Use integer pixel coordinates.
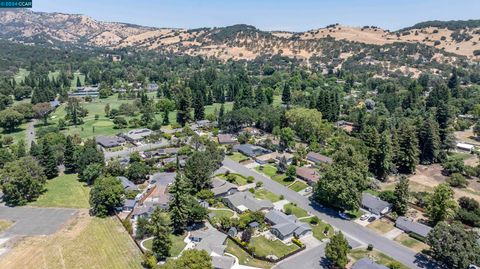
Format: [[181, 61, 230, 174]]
[[296, 166, 320, 183], [306, 151, 333, 164], [224, 192, 273, 212], [351, 258, 388, 269], [395, 217, 432, 238], [361, 193, 391, 215]]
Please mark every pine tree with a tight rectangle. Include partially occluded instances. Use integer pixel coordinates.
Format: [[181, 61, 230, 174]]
[[64, 135, 77, 173], [393, 176, 410, 215], [418, 115, 441, 164], [29, 141, 42, 158], [218, 103, 225, 125], [395, 122, 419, 174], [281, 83, 291, 105], [362, 126, 380, 176], [40, 141, 58, 179], [169, 173, 191, 234], [149, 208, 172, 260], [176, 87, 192, 127], [193, 91, 205, 121], [255, 87, 266, 107], [325, 231, 349, 268], [76, 77, 81, 88], [376, 130, 393, 181], [15, 139, 26, 159]]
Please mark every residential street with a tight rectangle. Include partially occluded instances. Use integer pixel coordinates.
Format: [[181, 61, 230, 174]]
[[222, 157, 438, 269]]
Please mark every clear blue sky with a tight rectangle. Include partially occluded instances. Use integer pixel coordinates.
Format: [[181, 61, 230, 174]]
[[33, 0, 480, 31]]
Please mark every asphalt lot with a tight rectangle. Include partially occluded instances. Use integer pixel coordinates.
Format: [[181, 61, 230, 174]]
[[0, 206, 77, 236], [223, 157, 438, 269]]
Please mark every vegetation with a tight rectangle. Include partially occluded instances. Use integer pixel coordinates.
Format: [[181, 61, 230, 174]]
[[89, 176, 125, 217], [160, 249, 212, 269], [325, 231, 349, 268], [30, 173, 90, 208]]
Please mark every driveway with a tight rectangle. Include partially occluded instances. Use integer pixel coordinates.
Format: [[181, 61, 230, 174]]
[[0, 206, 77, 236], [222, 157, 438, 269]]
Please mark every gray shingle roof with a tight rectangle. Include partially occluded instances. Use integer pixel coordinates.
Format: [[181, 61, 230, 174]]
[[307, 152, 333, 164], [266, 210, 311, 238], [211, 178, 238, 196], [117, 176, 138, 191], [212, 255, 235, 269], [361, 193, 391, 215], [224, 192, 273, 212], [395, 217, 432, 238], [96, 136, 125, 148], [233, 144, 270, 157], [352, 258, 388, 269]]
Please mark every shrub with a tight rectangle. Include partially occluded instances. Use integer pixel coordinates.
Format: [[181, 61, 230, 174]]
[[256, 181, 263, 188], [447, 173, 468, 188], [246, 176, 254, 183], [279, 194, 284, 200], [310, 216, 319, 225], [389, 261, 403, 269], [285, 207, 293, 215], [292, 238, 304, 248], [367, 244, 374, 251], [249, 188, 255, 194]]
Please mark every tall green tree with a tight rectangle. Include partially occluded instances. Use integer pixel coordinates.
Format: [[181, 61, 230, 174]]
[[40, 141, 58, 179], [64, 135, 77, 173], [376, 130, 393, 180], [281, 83, 291, 105], [393, 176, 410, 215], [89, 176, 124, 217], [193, 91, 205, 121], [149, 208, 172, 260], [418, 115, 441, 164], [395, 122, 419, 174], [161, 249, 213, 269], [426, 183, 457, 224], [176, 87, 192, 126], [169, 173, 191, 234], [325, 231, 349, 268]]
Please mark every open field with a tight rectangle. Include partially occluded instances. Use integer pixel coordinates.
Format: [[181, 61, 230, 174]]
[[13, 68, 30, 83], [143, 234, 186, 257], [0, 219, 13, 233], [254, 188, 281, 202], [226, 239, 273, 269], [249, 236, 299, 258], [30, 174, 90, 208], [0, 211, 143, 269], [1, 122, 28, 144], [367, 219, 395, 234], [394, 233, 429, 253], [349, 248, 409, 269]]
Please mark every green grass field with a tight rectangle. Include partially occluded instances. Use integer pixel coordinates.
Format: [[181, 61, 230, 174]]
[[283, 203, 308, 218], [254, 189, 281, 202], [228, 152, 249, 162], [249, 236, 299, 258], [1, 122, 28, 144], [217, 173, 249, 185], [226, 239, 273, 269], [301, 217, 333, 241], [13, 68, 30, 83], [209, 209, 234, 224], [143, 234, 186, 257], [256, 165, 277, 177], [30, 174, 90, 208], [288, 181, 308, 192]]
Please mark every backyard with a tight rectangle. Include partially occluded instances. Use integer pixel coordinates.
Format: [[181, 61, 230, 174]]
[[142, 234, 186, 257], [249, 236, 299, 258], [225, 239, 273, 269], [301, 217, 334, 241], [208, 208, 235, 224], [30, 174, 90, 208]]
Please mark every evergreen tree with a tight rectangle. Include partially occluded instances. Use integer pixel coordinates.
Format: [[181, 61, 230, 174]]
[[64, 135, 77, 173], [376, 130, 394, 180], [149, 208, 172, 260], [40, 141, 58, 179], [176, 87, 192, 126], [15, 139, 26, 159], [281, 83, 291, 105], [29, 141, 42, 159], [218, 103, 225, 125], [169, 173, 190, 234], [393, 176, 410, 215], [193, 91, 205, 121], [325, 231, 349, 268], [418, 115, 441, 164], [395, 122, 419, 174], [76, 77, 81, 88], [255, 87, 266, 107]]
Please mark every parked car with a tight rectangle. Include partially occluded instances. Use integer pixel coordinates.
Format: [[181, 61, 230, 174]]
[[367, 216, 376, 222], [338, 211, 351, 220], [360, 214, 370, 221]]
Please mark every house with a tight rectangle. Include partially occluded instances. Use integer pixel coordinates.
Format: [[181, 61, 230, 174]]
[[96, 136, 126, 148], [456, 142, 475, 153], [123, 199, 136, 211], [117, 176, 139, 192], [255, 152, 293, 165], [265, 210, 312, 240], [143, 184, 171, 210], [218, 134, 237, 145], [211, 178, 238, 198], [50, 100, 60, 109], [241, 127, 262, 136], [189, 224, 228, 255], [351, 258, 388, 269], [296, 167, 320, 184], [212, 255, 235, 269], [143, 148, 179, 158], [249, 221, 260, 229], [131, 204, 156, 220], [146, 83, 159, 92], [361, 193, 391, 215], [123, 128, 153, 142], [233, 144, 271, 158], [191, 120, 212, 130], [223, 192, 273, 213], [68, 86, 100, 98], [306, 152, 333, 165], [395, 217, 432, 239]]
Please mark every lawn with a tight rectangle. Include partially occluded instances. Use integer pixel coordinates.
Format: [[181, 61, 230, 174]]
[[0, 219, 13, 233], [272, 174, 294, 186], [349, 249, 409, 269], [30, 174, 90, 208], [394, 233, 429, 253], [254, 189, 281, 202], [289, 181, 308, 192], [229, 152, 249, 162], [345, 209, 363, 219], [301, 217, 334, 241], [283, 203, 309, 218], [209, 209, 234, 223], [0, 215, 143, 269], [249, 236, 299, 258], [1, 122, 28, 144], [226, 239, 273, 269], [13, 68, 30, 83], [256, 165, 277, 177], [217, 173, 249, 186], [367, 219, 395, 234], [143, 234, 186, 257]]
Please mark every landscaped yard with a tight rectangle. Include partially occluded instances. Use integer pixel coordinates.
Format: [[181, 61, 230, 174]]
[[0, 219, 12, 233], [0, 214, 143, 269], [209, 209, 234, 223], [367, 219, 395, 234], [289, 181, 308, 192], [249, 236, 299, 258], [394, 233, 429, 253], [283, 203, 309, 218], [254, 189, 281, 202], [30, 174, 90, 208], [143, 234, 186, 257], [226, 239, 273, 269], [349, 249, 408, 269], [217, 173, 249, 186], [255, 165, 277, 177], [301, 217, 334, 240], [229, 152, 249, 162]]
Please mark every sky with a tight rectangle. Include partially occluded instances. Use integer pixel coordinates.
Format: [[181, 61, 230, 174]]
[[32, 0, 480, 32]]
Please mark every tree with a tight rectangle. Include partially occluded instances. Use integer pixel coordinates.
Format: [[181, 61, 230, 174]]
[[75, 139, 104, 178], [184, 151, 217, 191], [176, 87, 192, 126], [169, 173, 191, 234], [241, 228, 252, 243], [89, 176, 124, 217], [0, 108, 24, 132], [281, 83, 291, 105], [64, 135, 77, 173], [325, 231, 349, 268], [279, 127, 295, 151], [426, 183, 457, 224], [149, 208, 172, 260], [79, 163, 103, 185], [39, 141, 58, 179], [14, 139, 26, 158], [160, 249, 212, 269], [393, 176, 409, 215], [286, 165, 296, 180], [126, 162, 150, 184], [375, 130, 393, 180], [65, 97, 87, 126], [193, 90, 205, 121], [76, 77, 81, 87], [0, 156, 46, 206], [395, 122, 419, 174], [418, 115, 441, 164], [157, 98, 175, 125], [427, 221, 480, 269]]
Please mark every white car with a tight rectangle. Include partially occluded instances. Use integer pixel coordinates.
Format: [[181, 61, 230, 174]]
[[360, 214, 370, 221]]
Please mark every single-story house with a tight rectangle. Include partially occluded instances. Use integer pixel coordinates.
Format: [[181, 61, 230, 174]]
[[96, 136, 126, 148], [361, 193, 391, 216], [306, 152, 333, 165], [117, 176, 139, 192], [212, 255, 235, 269], [192, 120, 212, 129], [218, 134, 237, 145], [351, 258, 388, 269], [149, 172, 176, 187], [123, 199, 136, 211], [233, 144, 271, 158], [265, 210, 312, 240], [241, 127, 262, 136], [131, 204, 156, 220], [227, 227, 238, 237], [146, 83, 159, 92], [456, 142, 475, 153], [68, 86, 99, 98], [395, 217, 432, 239], [189, 225, 228, 255], [143, 185, 170, 210], [143, 148, 179, 158], [296, 167, 320, 184], [255, 152, 294, 165], [223, 192, 273, 213], [211, 178, 238, 198], [123, 128, 153, 142]]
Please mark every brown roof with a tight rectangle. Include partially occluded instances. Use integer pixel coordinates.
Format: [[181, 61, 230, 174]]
[[307, 152, 333, 164], [218, 134, 236, 144], [296, 167, 320, 183]]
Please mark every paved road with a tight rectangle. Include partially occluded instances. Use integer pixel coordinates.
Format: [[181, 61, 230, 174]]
[[223, 158, 437, 269], [275, 243, 328, 269], [0, 206, 77, 236], [104, 139, 170, 159], [25, 119, 36, 148]]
